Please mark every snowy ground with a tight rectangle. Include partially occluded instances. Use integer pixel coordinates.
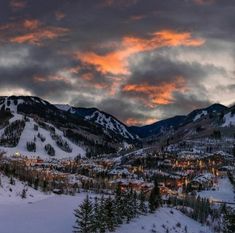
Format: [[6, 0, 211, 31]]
[[198, 176, 234, 203], [0, 115, 86, 159], [115, 207, 211, 233], [0, 189, 212, 233], [0, 173, 53, 205], [0, 194, 89, 233]]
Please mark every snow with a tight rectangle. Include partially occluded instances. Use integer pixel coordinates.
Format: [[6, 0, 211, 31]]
[[193, 110, 207, 122], [0, 192, 95, 233], [198, 177, 234, 203], [114, 207, 211, 233], [55, 104, 71, 112], [0, 173, 52, 205], [0, 190, 211, 233], [222, 112, 235, 127], [85, 111, 135, 139], [0, 116, 86, 159], [0, 96, 86, 159]]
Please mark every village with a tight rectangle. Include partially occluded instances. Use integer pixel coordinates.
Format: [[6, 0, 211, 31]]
[[0, 149, 234, 201]]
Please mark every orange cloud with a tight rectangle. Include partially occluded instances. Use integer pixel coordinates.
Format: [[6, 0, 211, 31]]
[[10, 0, 27, 10], [76, 30, 205, 75], [76, 51, 130, 75], [194, 0, 214, 5], [23, 19, 40, 30], [126, 117, 156, 126], [102, 0, 138, 7], [130, 15, 145, 21], [55, 11, 66, 21], [33, 75, 46, 83], [122, 76, 186, 107], [10, 27, 69, 45], [33, 74, 72, 85]]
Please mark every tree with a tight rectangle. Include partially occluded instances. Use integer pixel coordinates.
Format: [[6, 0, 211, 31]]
[[93, 196, 106, 233], [139, 190, 147, 214], [73, 195, 94, 233], [26, 141, 36, 152], [21, 188, 27, 199], [9, 176, 15, 185], [149, 179, 161, 213], [45, 144, 55, 156], [223, 207, 235, 233], [114, 185, 124, 224], [104, 196, 116, 231]]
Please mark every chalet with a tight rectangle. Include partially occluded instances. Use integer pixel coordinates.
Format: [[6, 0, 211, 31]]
[[191, 173, 214, 190]]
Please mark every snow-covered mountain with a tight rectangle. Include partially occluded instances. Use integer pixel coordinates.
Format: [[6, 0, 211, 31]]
[[130, 104, 229, 139], [0, 96, 234, 158], [0, 96, 130, 159], [55, 105, 137, 140], [222, 105, 235, 127]]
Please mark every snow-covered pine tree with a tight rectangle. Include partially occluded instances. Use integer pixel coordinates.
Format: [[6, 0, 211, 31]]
[[104, 196, 116, 231], [125, 189, 135, 223], [223, 205, 235, 233], [139, 190, 147, 214], [92, 197, 106, 233], [114, 185, 124, 224], [73, 195, 94, 233]]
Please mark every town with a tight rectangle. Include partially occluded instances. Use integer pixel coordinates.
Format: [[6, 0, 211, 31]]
[[1, 148, 234, 201]]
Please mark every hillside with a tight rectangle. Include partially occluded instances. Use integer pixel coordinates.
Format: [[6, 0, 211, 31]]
[[0, 96, 133, 159], [56, 105, 137, 140], [115, 207, 211, 233]]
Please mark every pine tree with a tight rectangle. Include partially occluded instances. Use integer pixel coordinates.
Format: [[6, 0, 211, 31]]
[[104, 196, 116, 231], [223, 207, 235, 233], [92, 197, 106, 233], [114, 185, 123, 224], [9, 176, 15, 185], [124, 189, 136, 223], [149, 179, 161, 213], [21, 188, 27, 199], [139, 190, 147, 214], [132, 190, 138, 217], [73, 195, 94, 233]]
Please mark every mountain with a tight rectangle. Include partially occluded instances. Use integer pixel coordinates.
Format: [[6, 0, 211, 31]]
[[0, 96, 233, 159], [222, 104, 235, 127], [129, 116, 186, 138], [55, 105, 137, 140], [181, 103, 228, 125], [129, 103, 229, 139], [0, 96, 134, 159]]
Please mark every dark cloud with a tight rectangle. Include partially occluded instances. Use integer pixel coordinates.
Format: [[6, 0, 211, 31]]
[[156, 93, 212, 119], [0, 0, 234, 125]]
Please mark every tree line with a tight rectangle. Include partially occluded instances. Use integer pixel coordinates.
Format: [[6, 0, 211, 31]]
[[73, 180, 161, 233]]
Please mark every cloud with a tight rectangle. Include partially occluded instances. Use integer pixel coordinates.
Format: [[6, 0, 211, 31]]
[[76, 30, 205, 75], [0, 18, 69, 46], [193, 0, 215, 5], [157, 92, 212, 119], [23, 19, 40, 30], [122, 76, 186, 107], [55, 11, 66, 21], [10, 26, 69, 45], [0, 0, 234, 126], [10, 0, 27, 10]]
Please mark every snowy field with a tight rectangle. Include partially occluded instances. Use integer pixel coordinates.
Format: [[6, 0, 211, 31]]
[[198, 177, 234, 203], [0, 193, 211, 233], [115, 207, 211, 233], [0, 172, 219, 233], [0, 193, 90, 233], [0, 174, 53, 205]]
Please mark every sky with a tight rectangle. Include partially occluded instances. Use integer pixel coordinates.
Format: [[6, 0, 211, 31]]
[[0, 0, 234, 126]]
